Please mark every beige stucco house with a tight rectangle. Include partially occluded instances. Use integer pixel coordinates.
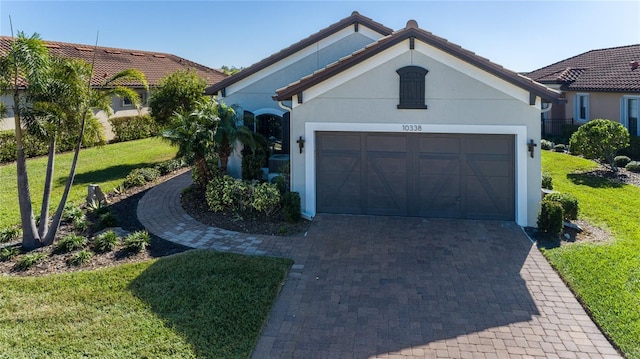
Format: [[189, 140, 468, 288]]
[[210, 12, 564, 227], [526, 44, 640, 139], [0, 36, 226, 140]]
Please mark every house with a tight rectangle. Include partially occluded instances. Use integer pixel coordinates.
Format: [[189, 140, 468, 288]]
[[0, 36, 226, 140], [208, 12, 564, 227], [526, 44, 640, 139]]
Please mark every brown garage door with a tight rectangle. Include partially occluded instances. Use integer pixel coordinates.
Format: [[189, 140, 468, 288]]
[[316, 132, 515, 220]]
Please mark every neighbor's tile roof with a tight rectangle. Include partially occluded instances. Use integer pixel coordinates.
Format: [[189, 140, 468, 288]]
[[274, 20, 565, 104], [0, 35, 226, 88], [526, 44, 640, 92], [205, 11, 393, 95]]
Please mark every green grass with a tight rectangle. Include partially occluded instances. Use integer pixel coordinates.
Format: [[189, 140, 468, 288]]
[[0, 138, 177, 228], [541, 150, 640, 358], [0, 250, 292, 358]]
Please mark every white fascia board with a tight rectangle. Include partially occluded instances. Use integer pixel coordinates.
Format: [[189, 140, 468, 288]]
[[413, 41, 531, 105], [303, 42, 408, 102], [304, 122, 529, 226], [227, 25, 384, 95]]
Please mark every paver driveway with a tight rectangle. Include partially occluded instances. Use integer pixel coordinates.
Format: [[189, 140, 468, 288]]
[[138, 173, 619, 358]]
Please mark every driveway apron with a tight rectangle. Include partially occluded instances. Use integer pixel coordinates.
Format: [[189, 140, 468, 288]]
[[138, 173, 619, 358]]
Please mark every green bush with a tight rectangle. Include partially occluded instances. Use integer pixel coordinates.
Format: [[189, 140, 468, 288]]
[[16, 252, 48, 270], [537, 200, 564, 235], [62, 203, 84, 223], [136, 167, 161, 182], [109, 114, 159, 143], [123, 231, 151, 253], [614, 155, 632, 168], [57, 115, 106, 152], [73, 216, 90, 233], [0, 226, 21, 243], [544, 192, 579, 220], [625, 161, 640, 173], [617, 135, 640, 160], [205, 175, 237, 212], [55, 234, 88, 253], [156, 158, 187, 175], [542, 173, 553, 190], [122, 167, 159, 188], [67, 249, 94, 266], [96, 212, 118, 230], [540, 139, 554, 150], [252, 182, 281, 215], [0, 246, 20, 261], [92, 230, 121, 252], [569, 119, 630, 169], [282, 192, 301, 223]]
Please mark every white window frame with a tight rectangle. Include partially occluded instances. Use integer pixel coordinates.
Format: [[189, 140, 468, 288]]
[[621, 95, 640, 137], [574, 93, 590, 122], [121, 92, 145, 107]]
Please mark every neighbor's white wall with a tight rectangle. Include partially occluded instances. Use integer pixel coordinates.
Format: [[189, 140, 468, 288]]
[[289, 40, 543, 226]]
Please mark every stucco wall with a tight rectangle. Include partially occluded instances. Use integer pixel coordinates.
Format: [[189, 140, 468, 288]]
[[289, 42, 542, 226], [563, 91, 636, 123]]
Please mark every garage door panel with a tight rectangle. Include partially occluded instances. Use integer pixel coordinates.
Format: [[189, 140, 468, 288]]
[[316, 132, 514, 221]]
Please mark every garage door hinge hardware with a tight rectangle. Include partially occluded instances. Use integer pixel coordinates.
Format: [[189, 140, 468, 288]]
[[528, 139, 537, 158]]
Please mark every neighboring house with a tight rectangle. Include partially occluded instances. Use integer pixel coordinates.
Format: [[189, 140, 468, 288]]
[[526, 44, 640, 138], [208, 12, 564, 227], [0, 36, 226, 140]]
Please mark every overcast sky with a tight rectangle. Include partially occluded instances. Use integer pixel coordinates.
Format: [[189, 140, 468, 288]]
[[1, 1, 638, 73]]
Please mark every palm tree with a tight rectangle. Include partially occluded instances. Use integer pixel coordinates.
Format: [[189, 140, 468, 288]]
[[213, 102, 255, 176], [0, 32, 148, 249]]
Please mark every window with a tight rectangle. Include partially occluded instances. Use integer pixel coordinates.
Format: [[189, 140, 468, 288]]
[[574, 93, 589, 122], [622, 96, 640, 137], [396, 66, 428, 109], [122, 93, 145, 107]]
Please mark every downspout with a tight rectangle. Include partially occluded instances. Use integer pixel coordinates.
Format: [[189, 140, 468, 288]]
[[278, 100, 292, 112], [541, 102, 552, 114]]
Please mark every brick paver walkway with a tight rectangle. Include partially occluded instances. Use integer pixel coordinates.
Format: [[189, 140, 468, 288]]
[[138, 172, 621, 358]]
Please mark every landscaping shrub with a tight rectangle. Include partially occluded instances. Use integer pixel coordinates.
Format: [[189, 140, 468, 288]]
[[122, 167, 159, 188], [617, 135, 640, 160], [92, 230, 121, 252], [123, 231, 151, 252], [73, 216, 90, 233], [155, 158, 187, 175], [16, 252, 48, 270], [55, 234, 88, 253], [544, 192, 579, 220], [96, 212, 118, 230], [569, 119, 630, 169], [62, 203, 84, 223], [553, 144, 566, 152], [56, 115, 106, 152], [625, 161, 640, 173], [542, 173, 553, 190], [614, 155, 632, 168], [252, 182, 281, 215], [540, 139, 554, 150], [205, 175, 237, 212], [0, 226, 21, 243], [109, 114, 159, 143], [67, 249, 94, 266], [282, 191, 301, 223], [0, 246, 20, 261], [537, 200, 564, 235]]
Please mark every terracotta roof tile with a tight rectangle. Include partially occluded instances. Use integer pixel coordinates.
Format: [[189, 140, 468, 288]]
[[0, 36, 227, 89], [275, 21, 564, 104], [526, 44, 640, 92]]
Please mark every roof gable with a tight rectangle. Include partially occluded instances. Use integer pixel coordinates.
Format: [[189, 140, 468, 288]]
[[0, 36, 227, 88], [274, 20, 564, 104], [204, 11, 393, 95], [526, 44, 640, 92]]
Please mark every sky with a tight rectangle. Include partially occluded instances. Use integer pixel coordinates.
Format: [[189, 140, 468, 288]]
[[0, 1, 638, 73]]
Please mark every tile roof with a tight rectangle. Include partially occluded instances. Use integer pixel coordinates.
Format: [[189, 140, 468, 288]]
[[525, 44, 640, 92], [204, 11, 393, 95], [0, 35, 226, 88], [274, 20, 565, 104]]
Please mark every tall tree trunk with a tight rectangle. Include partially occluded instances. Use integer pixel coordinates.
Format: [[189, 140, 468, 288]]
[[219, 143, 232, 176], [43, 114, 86, 246], [13, 95, 40, 250], [38, 138, 56, 238]]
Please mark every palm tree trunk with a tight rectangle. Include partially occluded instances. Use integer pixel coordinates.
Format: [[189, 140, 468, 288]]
[[38, 138, 56, 238], [219, 143, 232, 176], [13, 97, 40, 250], [43, 114, 86, 246]]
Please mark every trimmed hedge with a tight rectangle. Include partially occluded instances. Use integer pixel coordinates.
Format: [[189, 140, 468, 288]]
[[0, 116, 105, 163], [538, 200, 564, 235], [108, 114, 159, 143], [544, 192, 579, 220]]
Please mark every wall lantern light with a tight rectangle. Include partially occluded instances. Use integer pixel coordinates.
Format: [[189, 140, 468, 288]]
[[297, 136, 305, 154], [528, 139, 537, 158]]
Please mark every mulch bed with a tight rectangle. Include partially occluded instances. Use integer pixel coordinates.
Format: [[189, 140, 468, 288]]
[[181, 185, 311, 237]]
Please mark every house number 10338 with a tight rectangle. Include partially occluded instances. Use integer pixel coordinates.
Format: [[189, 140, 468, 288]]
[[402, 124, 422, 132]]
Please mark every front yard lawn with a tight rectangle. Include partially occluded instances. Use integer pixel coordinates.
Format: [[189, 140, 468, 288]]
[[0, 249, 292, 358], [541, 150, 640, 358], [0, 137, 177, 228]]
